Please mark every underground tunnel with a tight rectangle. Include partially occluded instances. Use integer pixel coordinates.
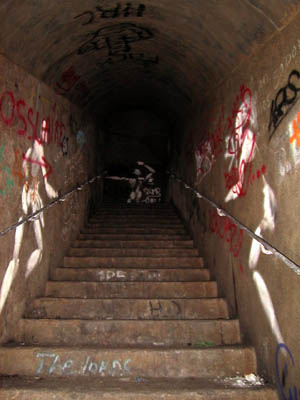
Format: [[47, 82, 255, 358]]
[[0, 0, 299, 398]]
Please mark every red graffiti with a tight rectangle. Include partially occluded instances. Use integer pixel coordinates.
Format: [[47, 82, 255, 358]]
[[193, 86, 262, 199], [251, 165, 266, 184], [55, 66, 90, 102], [195, 106, 225, 179], [22, 152, 52, 178], [209, 208, 244, 273], [16, 99, 27, 135], [224, 85, 256, 198], [40, 118, 65, 146], [0, 88, 65, 147], [0, 91, 15, 126], [55, 66, 81, 95]]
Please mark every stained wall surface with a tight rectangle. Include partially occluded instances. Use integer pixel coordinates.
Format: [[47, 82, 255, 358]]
[[0, 55, 102, 343], [168, 12, 300, 394], [0, 0, 299, 398]]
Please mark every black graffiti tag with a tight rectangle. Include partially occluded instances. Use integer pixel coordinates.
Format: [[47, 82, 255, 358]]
[[97, 52, 159, 68], [78, 23, 153, 57], [269, 70, 300, 140], [74, 3, 146, 25]]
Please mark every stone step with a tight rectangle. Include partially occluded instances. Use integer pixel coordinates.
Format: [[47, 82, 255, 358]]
[[90, 213, 181, 219], [78, 234, 191, 241], [16, 319, 241, 346], [90, 216, 181, 222], [0, 376, 279, 400], [52, 267, 211, 282], [68, 248, 199, 257], [73, 239, 195, 248], [86, 223, 184, 229], [96, 205, 175, 211], [0, 345, 257, 378], [45, 281, 218, 298], [99, 203, 171, 208], [81, 228, 187, 235], [96, 210, 178, 216], [63, 256, 204, 268], [25, 297, 228, 320]]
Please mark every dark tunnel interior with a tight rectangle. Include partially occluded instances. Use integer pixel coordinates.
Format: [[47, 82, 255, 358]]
[[1, 1, 300, 393], [1, 0, 290, 178]]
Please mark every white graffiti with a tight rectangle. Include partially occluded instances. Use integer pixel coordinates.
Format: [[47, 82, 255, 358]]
[[195, 140, 215, 183], [223, 94, 283, 345], [0, 120, 57, 315], [107, 161, 161, 203], [224, 95, 257, 202]]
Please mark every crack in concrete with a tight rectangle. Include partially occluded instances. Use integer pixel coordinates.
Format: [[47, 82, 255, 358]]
[[242, 0, 280, 30]]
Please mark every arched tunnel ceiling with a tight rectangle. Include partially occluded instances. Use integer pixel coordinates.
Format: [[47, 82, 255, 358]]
[[0, 0, 298, 121]]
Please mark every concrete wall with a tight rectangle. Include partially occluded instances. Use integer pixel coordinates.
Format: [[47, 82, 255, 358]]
[[0, 55, 102, 343], [168, 13, 300, 394]]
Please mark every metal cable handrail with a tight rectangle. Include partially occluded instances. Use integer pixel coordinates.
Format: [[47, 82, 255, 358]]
[[0, 171, 107, 238], [167, 170, 300, 275]]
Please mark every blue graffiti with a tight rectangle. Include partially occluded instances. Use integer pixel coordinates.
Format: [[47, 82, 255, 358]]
[[276, 343, 299, 399], [76, 130, 86, 146]]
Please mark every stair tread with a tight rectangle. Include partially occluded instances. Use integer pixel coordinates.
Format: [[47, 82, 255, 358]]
[[0, 377, 278, 400], [67, 248, 199, 257], [5, 204, 267, 395], [72, 241, 195, 248], [52, 267, 210, 282], [78, 235, 191, 240], [0, 344, 257, 379], [1, 343, 253, 350]]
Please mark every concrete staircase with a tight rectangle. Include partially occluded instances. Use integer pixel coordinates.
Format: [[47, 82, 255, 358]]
[[0, 203, 278, 399]]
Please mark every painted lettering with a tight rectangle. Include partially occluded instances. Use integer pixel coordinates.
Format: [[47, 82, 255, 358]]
[[0, 88, 67, 147], [36, 352, 132, 377], [74, 4, 146, 25], [16, 99, 27, 135], [0, 91, 15, 126], [27, 108, 39, 141]]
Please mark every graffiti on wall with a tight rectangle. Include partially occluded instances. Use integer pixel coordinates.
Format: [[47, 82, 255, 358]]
[[106, 161, 161, 203], [74, 3, 146, 25], [276, 343, 299, 399], [224, 85, 257, 202], [290, 110, 300, 147], [76, 130, 86, 147], [0, 90, 65, 148], [55, 66, 90, 104], [13, 149, 25, 187], [193, 85, 265, 202], [61, 136, 69, 156], [257, 38, 300, 114], [195, 106, 224, 184], [194, 82, 283, 346], [77, 23, 159, 68], [209, 208, 244, 273], [222, 88, 282, 346], [0, 125, 58, 316], [0, 141, 14, 197], [268, 70, 300, 140], [36, 351, 132, 377]]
